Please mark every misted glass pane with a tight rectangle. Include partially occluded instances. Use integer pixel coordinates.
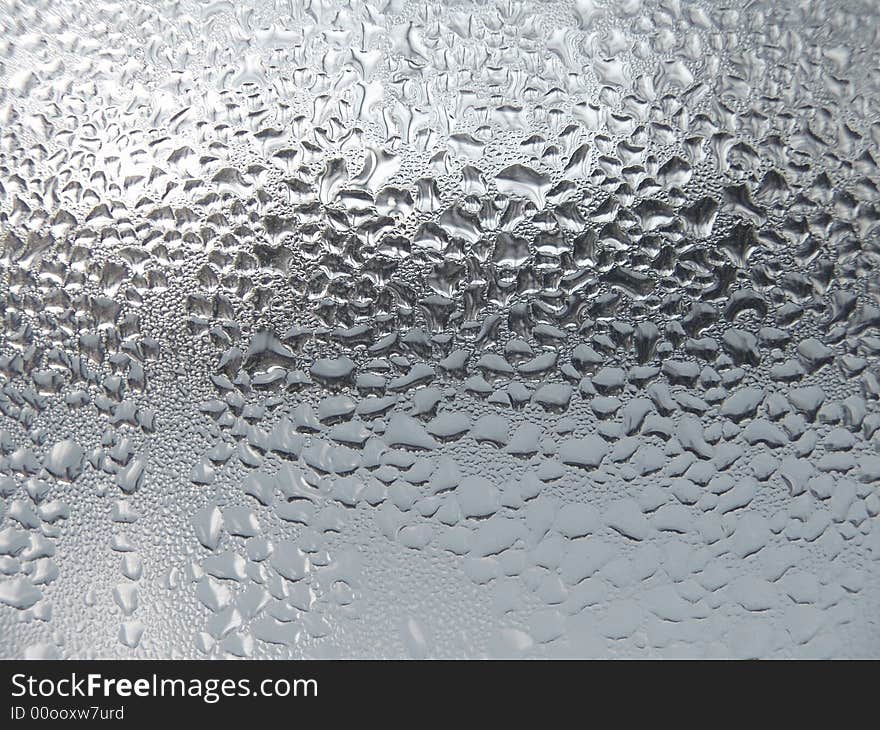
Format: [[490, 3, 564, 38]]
[[1, 0, 879, 659]]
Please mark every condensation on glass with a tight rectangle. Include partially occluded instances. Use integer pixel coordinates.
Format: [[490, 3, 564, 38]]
[[0, 0, 879, 658]]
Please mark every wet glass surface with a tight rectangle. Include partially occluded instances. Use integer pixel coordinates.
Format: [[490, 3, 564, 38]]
[[1, 0, 879, 658]]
